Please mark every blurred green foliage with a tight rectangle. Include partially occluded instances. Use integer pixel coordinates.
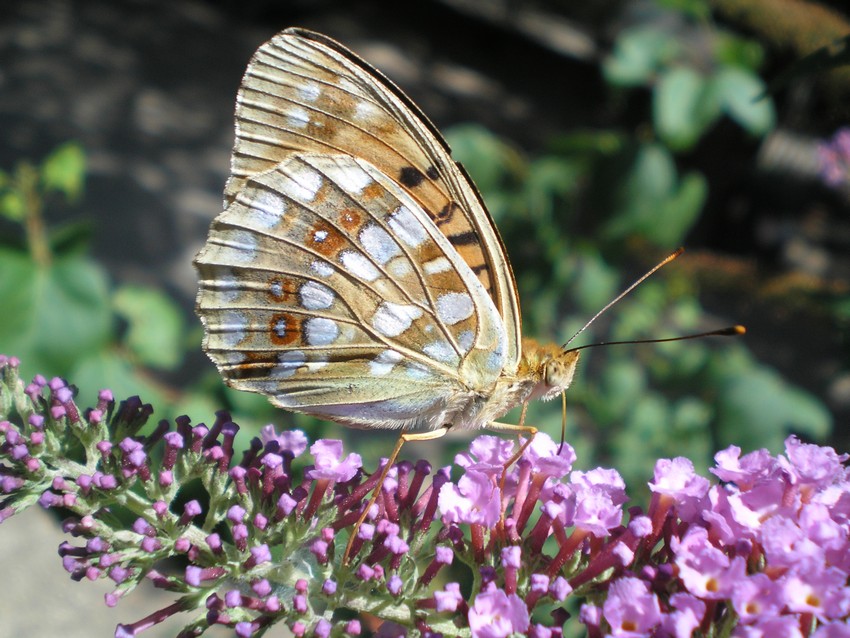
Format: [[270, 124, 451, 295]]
[[0, 142, 208, 421], [0, 2, 835, 491], [604, 19, 775, 150], [444, 6, 830, 487], [440, 5, 829, 490]]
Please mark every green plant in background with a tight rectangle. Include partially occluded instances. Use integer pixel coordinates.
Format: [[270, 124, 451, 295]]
[[442, 3, 830, 491], [604, 9, 776, 151], [0, 142, 197, 421]]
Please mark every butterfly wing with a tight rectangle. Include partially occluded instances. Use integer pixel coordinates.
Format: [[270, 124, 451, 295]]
[[225, 28, 521, 373], [196, 153, 508, 431]]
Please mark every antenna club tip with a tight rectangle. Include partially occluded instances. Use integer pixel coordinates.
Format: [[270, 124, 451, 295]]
[[733, 325, 746, 335]]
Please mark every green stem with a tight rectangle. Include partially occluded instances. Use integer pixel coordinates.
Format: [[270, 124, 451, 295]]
[[19, 162, 51, 267]]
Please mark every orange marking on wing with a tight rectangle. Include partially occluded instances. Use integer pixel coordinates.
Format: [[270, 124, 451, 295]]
[[267, 277, 299, 304], [338, 208, 363, 232], [307, 220, 346, 257], [362, 182, 385, 201], [269, 313, 302, 346]]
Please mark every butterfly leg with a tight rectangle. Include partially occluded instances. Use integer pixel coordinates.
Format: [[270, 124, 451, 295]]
[[485, 417, 538, 495], [343, 426, 450, 565]]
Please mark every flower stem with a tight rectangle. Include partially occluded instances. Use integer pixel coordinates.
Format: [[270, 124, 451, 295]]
[[18, 162, 51, 267]]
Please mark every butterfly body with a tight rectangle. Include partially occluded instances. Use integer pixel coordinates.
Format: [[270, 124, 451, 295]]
[[195, 29, 580, 437]]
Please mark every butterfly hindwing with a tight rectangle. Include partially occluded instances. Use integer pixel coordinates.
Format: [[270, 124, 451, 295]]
[[226, 28, 521, 371], [196, 153, 508, 431]]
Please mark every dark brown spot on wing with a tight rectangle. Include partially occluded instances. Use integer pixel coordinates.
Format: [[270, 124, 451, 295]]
[[398, 166, 426, 188], [426, 165, 439, 180], [455, 243, 492, 286], [433, 201, 459, 227], [447, 230, 480, 246], [228, 351, 277, 381], [362, 182, 385, 201]]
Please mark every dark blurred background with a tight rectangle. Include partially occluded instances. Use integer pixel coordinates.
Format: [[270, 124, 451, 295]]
[[2, 0, 850, 635], [2, 0, 849, 487]]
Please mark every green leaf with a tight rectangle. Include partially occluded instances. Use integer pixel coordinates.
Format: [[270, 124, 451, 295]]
[[597, 359, 646, 422], [715, 32, 765, 71], [604, 28, 678, 86], [609, 285, 669, 341], [549, 129, 626, 156], [598, 143, 706, 247], [601, 143, 673, 237], [0, 248, 113, 380], [672, 396, 712, 434], [113, 285, 185, 370], [445, 124, 522, 197], [40, 142, 86, 201], [656, 0, 711, 19], [523, 156, 581, 219], [715, 352, 831, 451], [654, 67, 719, 150], [570, 248, 621, 314], [711, 68, 775, 137], [628, 142, 676, 199], [48, 218, 94, 255], [0, 190, 26, 223], [171, 390, 223, 427], [653, 337, 710, 380], [652, 171, 707, 247], [427, 617, 471, 637], [613, 393, 671, 484]]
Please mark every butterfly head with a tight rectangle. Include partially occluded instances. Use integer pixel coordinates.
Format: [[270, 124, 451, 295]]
[[542, 349, 580, 398], [520, 340, 581, 403]]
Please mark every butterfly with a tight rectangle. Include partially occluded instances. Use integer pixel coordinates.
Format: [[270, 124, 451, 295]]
[[193, 28, 741, 558], [195, 27, 579, 438]]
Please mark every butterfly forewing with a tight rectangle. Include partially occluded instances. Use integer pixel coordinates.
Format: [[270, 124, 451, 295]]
[[226, 28, 521, 370], [196, 153, 508, 431]]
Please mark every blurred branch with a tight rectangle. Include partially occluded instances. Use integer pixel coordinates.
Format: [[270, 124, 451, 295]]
[[435, 0, 599, 60]]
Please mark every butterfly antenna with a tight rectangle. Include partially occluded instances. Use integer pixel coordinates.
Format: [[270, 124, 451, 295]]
[[563, 248, 684, 348], [568, 325, 746, 353]]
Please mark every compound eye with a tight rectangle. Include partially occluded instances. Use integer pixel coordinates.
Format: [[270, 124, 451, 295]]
[[542, 351, 579, 392], [544, 360, 562, 388]]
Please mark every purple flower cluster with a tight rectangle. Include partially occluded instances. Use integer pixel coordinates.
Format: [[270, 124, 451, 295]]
[[1, 356, 443, 635], [2, 354, 850, 638], [427, 433, 629, 635], [580, 442, 850, 637], [817, 127, 850, 187]]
